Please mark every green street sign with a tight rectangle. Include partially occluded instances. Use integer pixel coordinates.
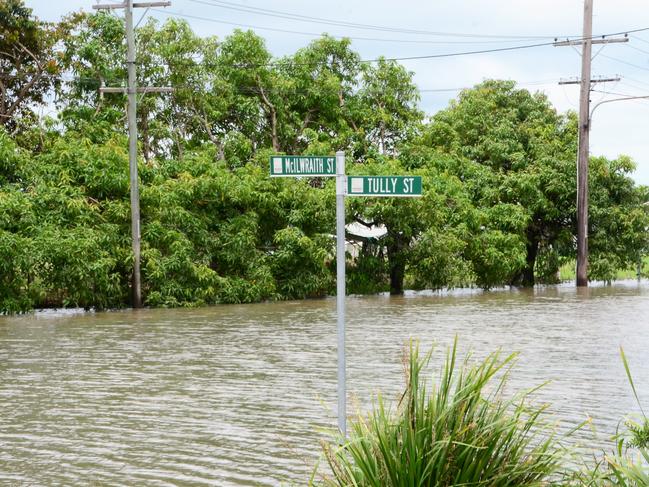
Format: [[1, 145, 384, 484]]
[[347, 175, 422, 197], [270, 155, 336, 177]]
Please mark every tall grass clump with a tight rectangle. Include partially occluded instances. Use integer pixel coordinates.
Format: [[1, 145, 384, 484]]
[[580, 348, 649, 486], [317, 339, 569, 486]]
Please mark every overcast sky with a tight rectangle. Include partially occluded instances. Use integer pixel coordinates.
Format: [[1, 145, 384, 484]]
[[26, 0, 649, 185]]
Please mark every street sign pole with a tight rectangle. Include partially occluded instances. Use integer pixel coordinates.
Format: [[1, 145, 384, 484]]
[[335, 150, 346, 438], [269, 153, 422, 439]]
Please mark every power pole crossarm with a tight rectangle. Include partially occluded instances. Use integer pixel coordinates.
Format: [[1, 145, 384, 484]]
[[99, 87, 174, 94], [553, 36, 628, 47], [93, 2, 171, 9], [558, 76, 620, 85]]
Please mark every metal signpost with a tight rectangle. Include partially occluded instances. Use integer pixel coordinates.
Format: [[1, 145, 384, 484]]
[[270, 152, 422, 438], [335, 152, 346, 437]]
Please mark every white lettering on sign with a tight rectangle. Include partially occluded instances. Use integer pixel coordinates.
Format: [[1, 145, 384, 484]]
[[285, 157, 325, 174], [403, 177, 414, 193], [367, 177, 399, 194]]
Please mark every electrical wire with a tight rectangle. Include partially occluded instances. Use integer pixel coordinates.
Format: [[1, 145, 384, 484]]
[[622, 75, 649, 88], [618, 79, 649, 93], [147, 9, 558, 67], [149, 10, 649, 67], [592, 88, 649, 98], [183, 0, 554, 40], [417, 79, 560, 95], [630, 34, 649, 46], [599, 53, 649, 72], [624, 43, 649, 56], [183, 0, 649, 49], [0, 73, 126, 83], [151, 9, 546, 46]]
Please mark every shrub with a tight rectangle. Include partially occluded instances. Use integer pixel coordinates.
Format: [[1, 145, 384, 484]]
[[318, 339, 569, 486]]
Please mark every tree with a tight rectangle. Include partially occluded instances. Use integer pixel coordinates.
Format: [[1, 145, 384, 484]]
[[355, 58, 422, 157], [588, 155, 649, 281], [347, 159, 463, 295], [215, 30, 280, 153], [424, 80, 649, 286], [57, 11, 127, 141], [425, 81, 577, 286], [0, 0, 63, 133], [135, 17, 221, 161], [276, 36, 360, 154]]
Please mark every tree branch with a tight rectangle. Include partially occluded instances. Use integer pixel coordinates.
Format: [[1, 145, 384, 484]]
[[354, 216, 376, 228], [256, 75, 278, 151]]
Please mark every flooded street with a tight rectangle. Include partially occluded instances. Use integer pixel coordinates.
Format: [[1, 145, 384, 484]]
[[1, 281, 649, 485]]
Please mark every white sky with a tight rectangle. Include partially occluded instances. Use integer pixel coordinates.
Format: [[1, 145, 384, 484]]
[[26, 0, 649, 185]]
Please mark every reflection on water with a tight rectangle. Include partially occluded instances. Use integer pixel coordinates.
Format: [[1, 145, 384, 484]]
[[1, 281, 648, 485]]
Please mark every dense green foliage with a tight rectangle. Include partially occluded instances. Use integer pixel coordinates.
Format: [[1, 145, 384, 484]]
[[0, 131, 336, 311], [1, 2, 648, 312]]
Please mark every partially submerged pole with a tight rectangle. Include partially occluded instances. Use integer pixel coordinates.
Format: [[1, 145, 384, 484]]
[[335, 150, 346, 437]]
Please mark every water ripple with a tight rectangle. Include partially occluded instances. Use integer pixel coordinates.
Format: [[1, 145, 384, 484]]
[[1, 281, 648, 484]]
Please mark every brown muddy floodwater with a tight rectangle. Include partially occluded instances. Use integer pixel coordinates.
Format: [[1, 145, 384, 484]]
[[1, 281, 649, 485]]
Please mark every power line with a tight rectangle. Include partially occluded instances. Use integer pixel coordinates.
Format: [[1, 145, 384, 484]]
[[418, 79, 559, 93], [363, 29, 649, 63], [184, 0, 554, 40], [630, 34, 649, 46], [624, 43, 649, 56], [144, 11, 550, 66], [599, 53, 649, 72], [617, 79, 649, 92], [137, 37, 558, 67], [151, 9, 547, 46], [148, 10, 649, 67], [146, 8, 559, 66], [622, 75, 649, 88], [0, 72, 126, 83], [592, 88, 647, 98]]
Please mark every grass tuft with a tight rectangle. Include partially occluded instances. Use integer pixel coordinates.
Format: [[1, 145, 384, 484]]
[[316, 338, 570, 486]]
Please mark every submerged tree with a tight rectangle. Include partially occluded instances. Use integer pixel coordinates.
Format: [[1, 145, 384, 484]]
[[423, 80, 648, 286], [2, 6, 648, 312]]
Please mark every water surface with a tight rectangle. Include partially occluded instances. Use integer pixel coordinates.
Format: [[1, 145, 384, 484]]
[[1, 281, 648, 485]]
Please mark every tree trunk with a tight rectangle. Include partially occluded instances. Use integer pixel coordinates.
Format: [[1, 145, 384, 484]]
[[270, 107, 279, 152], [256, 76, 279, 152], [0, 79, 8, 127], [520, 232, 539, 287], [387, 236, 407, 295]]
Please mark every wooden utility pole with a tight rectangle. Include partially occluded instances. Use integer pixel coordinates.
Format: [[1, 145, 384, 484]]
[[576, 0, 593, 288], [554, 0, 627, 287], [93, 1, 172, 307]]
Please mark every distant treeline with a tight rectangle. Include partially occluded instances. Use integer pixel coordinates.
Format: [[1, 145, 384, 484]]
[[1, 2, 647, 312]]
